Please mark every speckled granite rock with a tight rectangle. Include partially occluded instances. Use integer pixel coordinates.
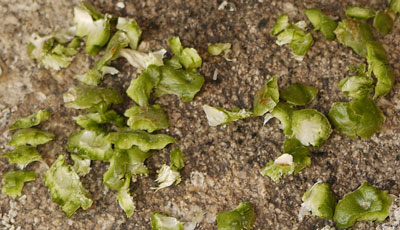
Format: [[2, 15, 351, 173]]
[[0, 0, 399, 229]]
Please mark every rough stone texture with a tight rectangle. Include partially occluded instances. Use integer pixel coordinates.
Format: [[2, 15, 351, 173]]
[[0, 0, 399, 229]]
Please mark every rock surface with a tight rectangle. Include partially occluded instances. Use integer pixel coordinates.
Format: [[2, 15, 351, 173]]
[[0, 0, 399, 229]]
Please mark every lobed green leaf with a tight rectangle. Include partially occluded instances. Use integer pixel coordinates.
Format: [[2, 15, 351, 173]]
[[44, 154, 93, 217], [2, 170, 37, 199]]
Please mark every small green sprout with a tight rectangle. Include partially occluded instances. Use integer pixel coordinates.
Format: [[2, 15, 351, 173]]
[[253, 75, 279, 116], [291, 109, 332, 147], [338, 64, 374, 99], [74, 110, 125, 129], [67, 129, 113, 161], [305, 8, 338, 40], [44, 154, 93, 217], [298, 182, 337, 221], [170, 148, 185, 171], [155, 65, 205, 102], [328, 97, 385, 138], [366, 42, 394, 99], [373, 11, 395, 35], [261, 155, 295, 182], [271, 14, 290, 35], [9, 128, 54, 147], [76, 31, 129, 85], [103, 147, 151, 190], [345, 6, 375, 19], [390, 0, 400, 13], [2, 170, 37, 199], [280, 83, 318, 106], [208, 43, 231, 56], [116, 17, 142, 50], [71, 154, 91, 177], [73, 3, 111, 56], [168, 36, 202, 69], [118, 173, 134, 217], [261, 138, 310, 182], [216, 202, 255, 230], [271, 102, 296, 136], [334, 182, 393, 229], [9, 110, 51, 130], [63, 85, 122, 112], [126, 65, 162, 107], [151, 212, 184, 230], [124, 104, 170, 133], [107, 129, 176, 152], [334, 19, 374, 57], [202, 105, 253, 126], [2, 145, 42, 168], [272, 15, 314, 60], [154, 148, 185, 190]]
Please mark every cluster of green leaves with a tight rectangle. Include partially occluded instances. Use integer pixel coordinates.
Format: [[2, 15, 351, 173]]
[[302, 3, 395, 139], [28, 30, 81, 70], [333, 15, 396, 100], [52, 3, 147, 217], [345, 5, 397, 35], [62, 83, 137, 217], [73, 2, 111, 56], [28, 1, 122, 71], [101, 147, 156, 217], [1, 110, 53, 198], [304, 2, 396, 102], [203, 75, 328, 182], [329, 27, 393, 138], [122, 35, 204, 193], [121, 38, 204, 193], [53, 1, 206, 218], [76, 31, 129, 85], [334, 4, 395, 100], [261, 81, 329, 180], [63, 89, 155, 218], [75, 7, 145, 86], [299, 182, 393, 228], [271, 15, 314, 60], [125, 37, 205, 108], [269, 3, 398, 228]]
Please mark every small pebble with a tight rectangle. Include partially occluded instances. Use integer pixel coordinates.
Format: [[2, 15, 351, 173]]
[[116, 2, 125, 9]]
